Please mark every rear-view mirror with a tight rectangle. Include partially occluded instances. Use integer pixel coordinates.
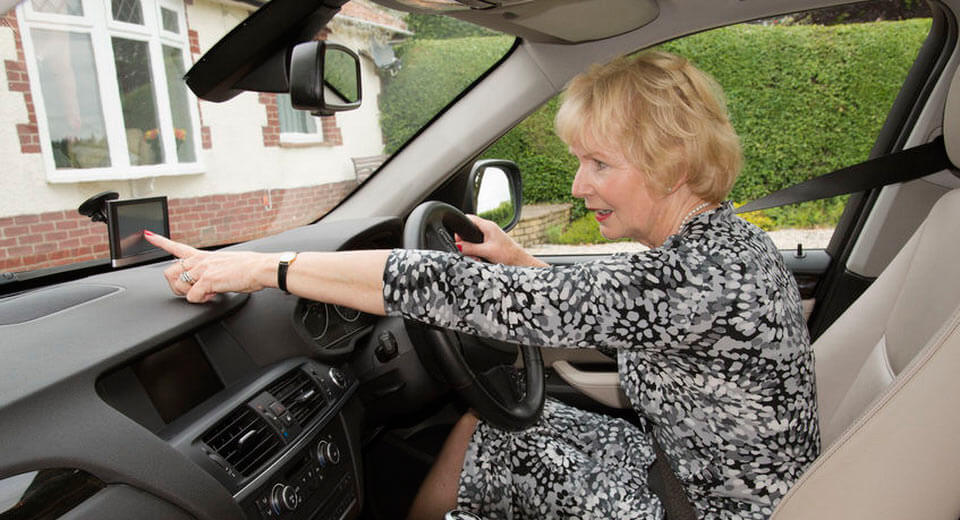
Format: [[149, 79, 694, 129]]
[[289, 41, 362, 115]]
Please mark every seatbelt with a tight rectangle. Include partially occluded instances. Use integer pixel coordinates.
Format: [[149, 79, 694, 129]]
[[735, 136, 952, 214]]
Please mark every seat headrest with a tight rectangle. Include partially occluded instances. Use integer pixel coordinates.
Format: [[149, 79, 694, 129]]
[[943, 64, 960, 167]]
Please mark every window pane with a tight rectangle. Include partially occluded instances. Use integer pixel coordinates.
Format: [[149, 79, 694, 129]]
[[160, 8, 179, 33], [31, 0, 83, 16], [111, 0, 143, 24], [112, 37, 163, 165], [162, 45, 195, 162], [277, 94, 317, 134], [32, 29, 110, 168]]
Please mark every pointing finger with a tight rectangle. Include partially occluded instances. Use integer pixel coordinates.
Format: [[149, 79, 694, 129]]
[[144, 230, 200, 259]]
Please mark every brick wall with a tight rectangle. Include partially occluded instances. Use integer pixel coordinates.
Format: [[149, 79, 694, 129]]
[[2, 10, 40, 155], [0, 181, 359, 273], [259, 93, 281, 147], [184, 20, 211, 149], [507, 203, 571, 247], [320, 115, 342, 145]]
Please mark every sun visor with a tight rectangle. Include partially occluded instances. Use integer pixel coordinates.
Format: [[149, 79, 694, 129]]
[[489, 0, 659, 43], [377, 0, 658, 43]]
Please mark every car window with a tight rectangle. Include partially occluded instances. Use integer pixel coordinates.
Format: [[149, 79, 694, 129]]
[[484, 1, 931, 255], [0, 1, 514, 277]]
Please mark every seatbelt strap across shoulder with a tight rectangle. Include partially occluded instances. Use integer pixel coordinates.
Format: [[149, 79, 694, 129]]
[[735, 136, 952, 214]]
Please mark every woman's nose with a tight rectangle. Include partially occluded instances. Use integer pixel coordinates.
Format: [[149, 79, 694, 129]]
[[571, 167, 591, 199]]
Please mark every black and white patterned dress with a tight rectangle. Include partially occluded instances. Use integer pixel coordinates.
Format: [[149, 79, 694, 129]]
[[383, 203, 820, 520]]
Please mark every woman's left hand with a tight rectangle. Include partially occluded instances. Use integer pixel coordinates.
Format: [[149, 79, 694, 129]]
[[144, 231, 276, 303], [457, 215, 547, 268]]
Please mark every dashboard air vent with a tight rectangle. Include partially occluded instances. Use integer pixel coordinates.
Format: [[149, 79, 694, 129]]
[[201, 406, 282, 477], [267, 369, 327, 427]]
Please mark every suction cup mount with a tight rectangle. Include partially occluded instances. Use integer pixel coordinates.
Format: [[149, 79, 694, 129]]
[[78, 191, 119, 224]]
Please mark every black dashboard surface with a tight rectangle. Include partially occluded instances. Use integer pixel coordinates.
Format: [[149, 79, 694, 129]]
[[0, 216, 400, 520]]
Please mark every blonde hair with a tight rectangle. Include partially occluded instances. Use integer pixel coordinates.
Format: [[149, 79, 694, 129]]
[[555, 51, 742, 202]]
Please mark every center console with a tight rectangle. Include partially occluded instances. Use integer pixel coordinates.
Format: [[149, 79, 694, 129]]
[[241, 412, 358, 520], [186, 360, 361, 520], [240, 417, 357, 519], [97, 322, 365, 520]]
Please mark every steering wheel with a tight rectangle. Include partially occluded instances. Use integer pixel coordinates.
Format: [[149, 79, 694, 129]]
[[403, 201, 545, 431]]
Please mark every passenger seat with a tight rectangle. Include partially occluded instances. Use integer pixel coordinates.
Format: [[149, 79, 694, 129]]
[[771, 62, 960, 519]]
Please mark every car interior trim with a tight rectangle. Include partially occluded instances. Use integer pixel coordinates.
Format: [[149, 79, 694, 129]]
[[552, 359, 629, 409]]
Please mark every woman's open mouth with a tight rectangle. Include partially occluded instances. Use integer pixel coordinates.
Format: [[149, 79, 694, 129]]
[[595, 209, 613, 222]]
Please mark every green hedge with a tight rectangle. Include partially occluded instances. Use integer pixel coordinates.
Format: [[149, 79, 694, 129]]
[[477, 200, 515, 228], [684, 20, 930, 202], [382, 19, 931, 229], [379, 36, 514, 154]]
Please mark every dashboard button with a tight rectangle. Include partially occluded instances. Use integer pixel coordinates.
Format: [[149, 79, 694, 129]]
[[270, 483, 299, 514], [325, 442, 341, 465], [256, 495, 274, 517], [328, 368, 347, 388], [281, 485, 299, 511], [315, 441, 329, 466]]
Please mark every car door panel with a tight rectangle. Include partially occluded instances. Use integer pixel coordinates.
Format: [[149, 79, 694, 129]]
[[534, 249, 832, 411]]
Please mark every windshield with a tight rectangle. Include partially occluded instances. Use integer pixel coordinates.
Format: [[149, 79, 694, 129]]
[[1, 0, 513, 278]]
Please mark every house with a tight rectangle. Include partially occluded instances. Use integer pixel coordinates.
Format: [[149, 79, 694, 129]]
[[0, 0, 407, 273]]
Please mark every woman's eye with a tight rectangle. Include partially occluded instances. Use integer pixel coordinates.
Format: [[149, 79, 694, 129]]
[[594, 159, 607, 170]]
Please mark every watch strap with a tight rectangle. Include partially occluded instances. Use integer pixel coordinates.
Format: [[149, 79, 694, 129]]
[[278, 252, 298, 293]]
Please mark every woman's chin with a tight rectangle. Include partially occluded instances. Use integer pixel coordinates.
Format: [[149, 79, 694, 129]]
[[598, 226, 621, 241]]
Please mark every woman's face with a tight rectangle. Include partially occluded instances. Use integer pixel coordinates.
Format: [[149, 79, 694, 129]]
[[569, 142, 670, 246]]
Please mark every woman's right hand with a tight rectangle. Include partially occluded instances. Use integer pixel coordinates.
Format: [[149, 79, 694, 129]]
[[457, 215, 547, 267]]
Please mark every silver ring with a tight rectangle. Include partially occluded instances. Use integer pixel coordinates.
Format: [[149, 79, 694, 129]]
[[179, 271, 195, 284]]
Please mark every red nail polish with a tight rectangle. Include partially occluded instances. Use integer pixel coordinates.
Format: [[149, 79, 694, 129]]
[[143, 230, 154, 236], [456, 244, 463, 252]]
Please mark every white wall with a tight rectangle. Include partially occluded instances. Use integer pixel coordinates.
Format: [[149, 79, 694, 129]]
[[1, 0, 390, 217]]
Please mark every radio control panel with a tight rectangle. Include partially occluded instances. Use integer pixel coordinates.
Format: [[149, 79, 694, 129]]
[[242, 418, 357, 520]]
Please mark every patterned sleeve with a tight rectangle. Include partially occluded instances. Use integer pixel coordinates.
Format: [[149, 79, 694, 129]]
[[382, 247, 713, 350]]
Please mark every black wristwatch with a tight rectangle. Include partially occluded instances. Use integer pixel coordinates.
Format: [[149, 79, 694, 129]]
[[277, 252, 298, 293]]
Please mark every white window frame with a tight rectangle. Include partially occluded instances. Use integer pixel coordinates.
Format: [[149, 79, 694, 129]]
[[18, 0, 204, 183], [276, 93, 326, 147]]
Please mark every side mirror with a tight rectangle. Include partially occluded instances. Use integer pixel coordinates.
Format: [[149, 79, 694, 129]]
[[289, 41, 361, 116], [468, 159, 523, 232]]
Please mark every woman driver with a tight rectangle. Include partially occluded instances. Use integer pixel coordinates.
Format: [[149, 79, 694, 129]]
[[146, 51, 820, 519]]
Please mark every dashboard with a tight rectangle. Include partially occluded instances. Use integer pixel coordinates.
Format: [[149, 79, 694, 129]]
[[0, 217, 420, 520]]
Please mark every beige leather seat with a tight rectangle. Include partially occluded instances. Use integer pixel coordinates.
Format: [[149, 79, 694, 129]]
[[771, 67, 960, 519]]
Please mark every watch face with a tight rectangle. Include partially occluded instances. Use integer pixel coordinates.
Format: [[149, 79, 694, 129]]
[[279, 252, 297, 263]]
